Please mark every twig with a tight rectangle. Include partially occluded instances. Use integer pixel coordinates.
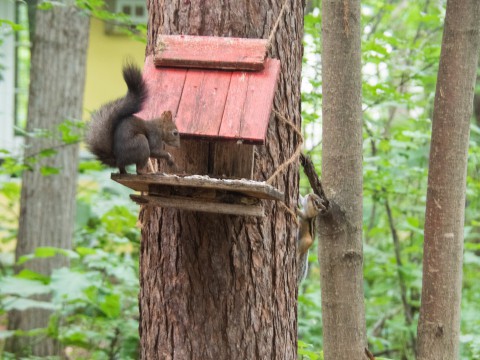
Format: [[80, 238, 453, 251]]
[[365, 348, 375, 360], [385, 199, 417, 352], [299, 153, 329, 212]]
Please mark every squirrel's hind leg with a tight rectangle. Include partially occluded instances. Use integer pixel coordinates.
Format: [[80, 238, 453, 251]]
[[136, 158, 150, 175]]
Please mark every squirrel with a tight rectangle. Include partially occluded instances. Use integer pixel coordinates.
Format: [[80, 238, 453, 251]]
[[297, 193, 325, 285], [85, 64, 180, 174]]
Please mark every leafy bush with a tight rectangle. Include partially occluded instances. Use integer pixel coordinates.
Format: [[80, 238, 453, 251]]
[[0, 169, 141, 359]]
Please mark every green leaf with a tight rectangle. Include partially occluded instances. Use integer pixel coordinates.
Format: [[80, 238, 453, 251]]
[[0, 277, 50, 297], [1, 297, 57, 311], [38, 149, 58, 158], [99, 293, 121, 318], [37, 1, 54, 10], [76, 246, 97, 256], [16, 269, 50, 284], [18, 247, 79, 264], [0, 19, 25, 31], [57, 119, 84, 144], [50, 268, 93, 301], [40, 166, 60, 176]]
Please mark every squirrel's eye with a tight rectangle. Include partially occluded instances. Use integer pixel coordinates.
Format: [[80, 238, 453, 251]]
[[172, 130, 179, 136]]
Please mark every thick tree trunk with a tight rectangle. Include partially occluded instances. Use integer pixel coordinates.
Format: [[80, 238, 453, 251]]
[[6, 3, 89, 357], [140, 1, 303, 359], [319, 1, 366, 359], [416, 1, 480, 359]]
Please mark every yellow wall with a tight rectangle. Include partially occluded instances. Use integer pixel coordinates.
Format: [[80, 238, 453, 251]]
[[83, 18, 146, 119]]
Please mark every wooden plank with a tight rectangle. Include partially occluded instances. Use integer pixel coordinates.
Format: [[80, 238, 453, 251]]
[[180, 70, 232, 136], [137, 56, 280, 144], [136, 56, 187, 120], [154, 35, 268, 71], [239, 58, 281, 142], [212, 143, 254, 179], [111, 173, 284, 201], [130, 194, 265, 217], [174, 70, 205, 133], [218, 71, 250, 139]]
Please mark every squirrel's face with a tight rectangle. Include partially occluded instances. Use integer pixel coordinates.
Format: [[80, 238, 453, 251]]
[[306, 193, 324, 218], [167, 126, 181, 148], [158, 111, 181, 148]]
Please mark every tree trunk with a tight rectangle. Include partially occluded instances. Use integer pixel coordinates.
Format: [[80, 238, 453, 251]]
[[139, 1, 303, 358], [319, 1, 366, 359], [6, 3, 89, 357], [416, 1, 480, 359]]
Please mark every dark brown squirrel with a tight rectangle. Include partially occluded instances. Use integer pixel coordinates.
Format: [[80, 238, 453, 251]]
[[85, 64, 180, 174]]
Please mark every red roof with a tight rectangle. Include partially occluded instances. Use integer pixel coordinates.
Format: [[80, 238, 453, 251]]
[[154, 35, 269, 71], [136, 37, 280, 144]]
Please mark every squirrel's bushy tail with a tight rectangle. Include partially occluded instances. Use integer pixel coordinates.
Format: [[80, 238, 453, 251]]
[[85, 64, 148, 166]]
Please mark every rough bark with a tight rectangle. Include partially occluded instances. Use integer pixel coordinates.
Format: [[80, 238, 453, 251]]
[[417, 1, 480, 359], [6, 3, 89, 357], [319, 1, 366, 359], [139, 1, 304, 359]]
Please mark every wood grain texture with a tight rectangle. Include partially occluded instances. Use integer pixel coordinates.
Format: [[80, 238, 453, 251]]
[[238, 58, 280, 142], [136, 55, 187, 120], [137, 56, 280, 144], [154, 34, 268, 70], [111, 173, 284, 201], [218, 71, 250, 138], [140, 1, 304, 358], [211, 143, 254, 179], [320, 0, 367, 358], [131, 194, 265, 217], [417, 2, 480, 359]]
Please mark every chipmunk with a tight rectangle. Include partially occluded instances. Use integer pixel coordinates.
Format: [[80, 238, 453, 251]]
[[297, 193, 325, 285], [85, 64, 180, 174]]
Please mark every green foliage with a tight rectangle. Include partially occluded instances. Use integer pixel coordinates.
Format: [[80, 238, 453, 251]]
[[1, 0, 480, 358], [0, 170, 141, 359], [298, 340, 323, 360], [0, 119, 85, 177], [299, 1, 480, 359]]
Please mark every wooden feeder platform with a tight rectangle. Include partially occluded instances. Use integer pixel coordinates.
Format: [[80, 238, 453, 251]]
[[112, 35, 284, 217], [111, 173, 284, 217]]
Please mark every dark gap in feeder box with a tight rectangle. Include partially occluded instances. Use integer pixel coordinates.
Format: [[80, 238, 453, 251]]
[[207, 142, 216, 175], [130, 194, 264, 217], [148, 184, 259, 205]]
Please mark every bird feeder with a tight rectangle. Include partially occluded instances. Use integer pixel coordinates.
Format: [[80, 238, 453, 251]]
[[112, 35, 284, 217]]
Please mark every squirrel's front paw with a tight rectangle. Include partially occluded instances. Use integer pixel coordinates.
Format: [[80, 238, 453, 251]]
[[166, 155, 178, 171], [166, 154, 175, 166]]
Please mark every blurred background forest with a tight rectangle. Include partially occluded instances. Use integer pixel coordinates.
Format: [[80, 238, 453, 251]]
[[0, 0, 479, 359]]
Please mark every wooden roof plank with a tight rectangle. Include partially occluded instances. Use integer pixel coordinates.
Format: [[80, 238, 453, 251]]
[[239, 58, 281, 142], [130, 194, 265, 217], [218, 71, 250, 139], [187, 70, 232, 136], [154, 35, 268, 71], [137, 55, 280, 143], [136, 56, 187, 120], [174, 70, 206, 134]]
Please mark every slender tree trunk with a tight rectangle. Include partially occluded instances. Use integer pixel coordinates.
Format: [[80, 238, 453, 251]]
[[319, 1, 366, 359], [139, 1, 303, 358], [6, 3, 89, 357], [417, 1, 480, 359]]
